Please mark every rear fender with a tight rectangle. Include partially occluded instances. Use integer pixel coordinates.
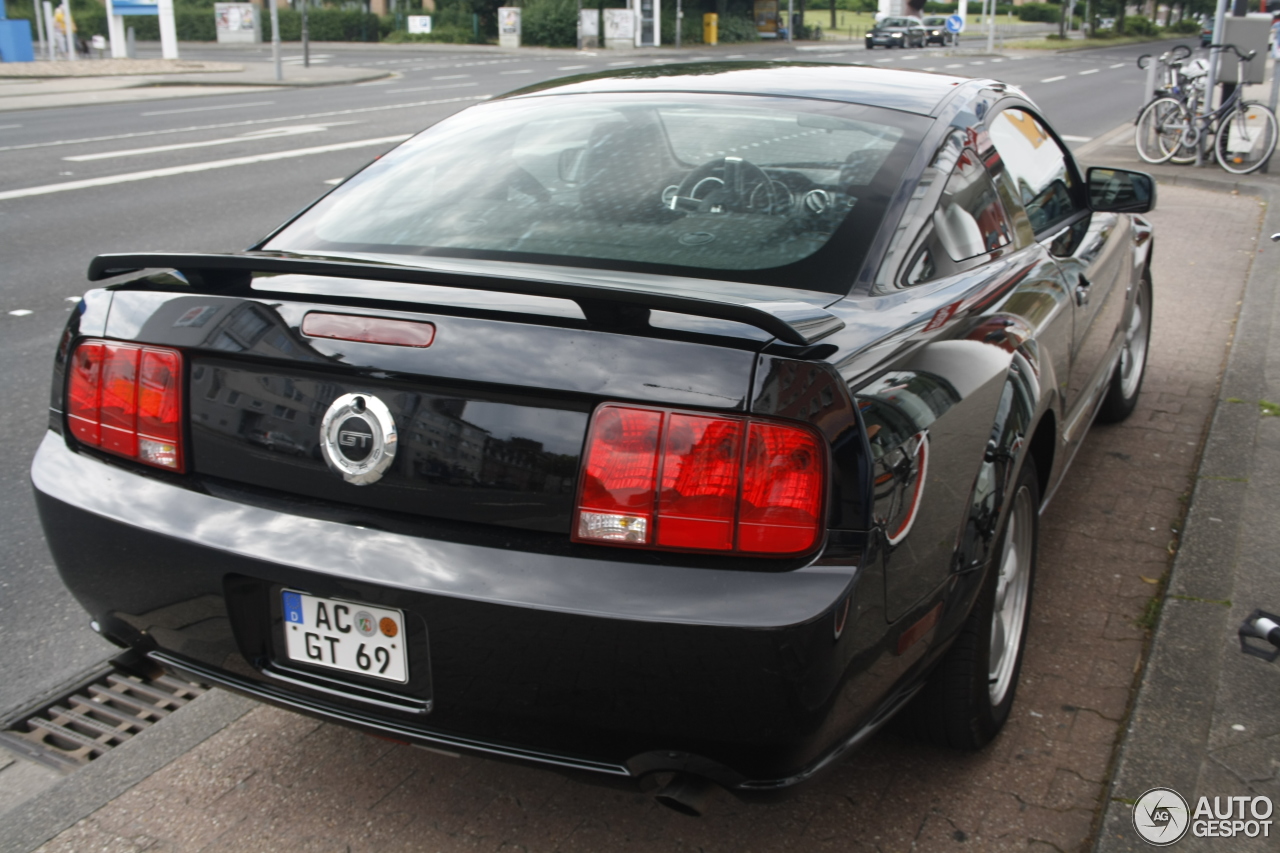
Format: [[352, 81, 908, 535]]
[[933, 339, 1043, 644]]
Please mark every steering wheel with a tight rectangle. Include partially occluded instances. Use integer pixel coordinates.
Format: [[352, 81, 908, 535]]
[[666, 156, 779, 214]]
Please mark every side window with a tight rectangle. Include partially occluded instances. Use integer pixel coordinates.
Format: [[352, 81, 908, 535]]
[[903, 149, 1012, 286], [987, 108, 1082, 237]]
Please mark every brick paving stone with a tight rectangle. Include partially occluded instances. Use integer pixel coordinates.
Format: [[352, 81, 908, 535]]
[[27, 183, 1263, 852]]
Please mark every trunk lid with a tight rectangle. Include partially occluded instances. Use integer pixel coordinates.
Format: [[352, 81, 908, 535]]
[[101, 278, 772, 535]]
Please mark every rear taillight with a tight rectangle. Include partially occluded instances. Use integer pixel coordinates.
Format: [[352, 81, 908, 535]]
[[66, 340, 184, 472], [573, 404, 824, 555]]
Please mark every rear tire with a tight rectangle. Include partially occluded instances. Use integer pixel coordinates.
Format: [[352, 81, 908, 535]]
[[1135, 97, 1189, 165], [1097, 269, 1152, 424], [906, 461, 1039, 750], [1214, 101, 1279, 175]]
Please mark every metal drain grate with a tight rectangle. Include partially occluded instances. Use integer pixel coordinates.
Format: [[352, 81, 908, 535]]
[[0, 669, 206, 773]]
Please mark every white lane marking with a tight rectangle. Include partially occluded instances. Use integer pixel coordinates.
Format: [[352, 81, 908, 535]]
[[1079, 68, 1099, 75], [323, 178, 344, 185], [945, 63, 964, 68], [0, 124, 21, 129], [63, 123, 354, 161], [431, 74, 470, 79], [9, 309, 33, 316], [1059, 135, 1092, 142], [1041, 75, 1067, 83], [500, 68, 534, 74], [989, 58, 1004, 63], [725, 54, 746, 59], [141, 100, 275, 117], [381, 82, 478, 94], [875, 58, 893, 63], [1110, 62, 1126, 69], [969, 61, 985, 65], [923, 66, 937, 71], [0, 95, 488, 154], [607, 60, 634, 66], [65, 296, 81, 302], [558, 64, 588, 70], [0, 135, 411, 202], [355, 79, 394, 86]]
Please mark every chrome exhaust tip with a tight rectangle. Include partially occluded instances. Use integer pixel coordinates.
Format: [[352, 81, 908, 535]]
[[653, 773, 720, 817]]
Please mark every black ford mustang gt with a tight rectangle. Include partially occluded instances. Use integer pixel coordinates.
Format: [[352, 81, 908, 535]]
[[32, 63, 1155, 811]]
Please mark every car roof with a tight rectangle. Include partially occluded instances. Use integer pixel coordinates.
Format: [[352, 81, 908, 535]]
[[501, 62, 972, 117]]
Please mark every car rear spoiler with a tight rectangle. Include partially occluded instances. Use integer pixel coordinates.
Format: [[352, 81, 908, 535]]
[[87, 252, 845, 347]]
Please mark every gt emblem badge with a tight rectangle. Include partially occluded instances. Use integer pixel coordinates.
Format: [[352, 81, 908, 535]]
[[319, 393, 397, 486]]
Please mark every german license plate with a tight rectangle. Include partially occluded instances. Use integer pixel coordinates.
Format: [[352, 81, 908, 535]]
[[281, 590, 408, 683]]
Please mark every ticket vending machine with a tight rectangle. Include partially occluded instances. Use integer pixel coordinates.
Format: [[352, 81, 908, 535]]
[[632, 0, 659, 46]]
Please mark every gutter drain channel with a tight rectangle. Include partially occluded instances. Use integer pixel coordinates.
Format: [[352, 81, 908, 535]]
[[0, 671, 206, 773]]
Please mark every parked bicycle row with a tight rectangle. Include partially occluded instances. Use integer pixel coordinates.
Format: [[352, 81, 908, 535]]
[[1134, 42, 1277, 175]]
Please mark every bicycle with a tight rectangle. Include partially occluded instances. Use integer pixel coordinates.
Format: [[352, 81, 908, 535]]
[[1134, 43, 1278, 175], [1135, 51, 1211, 166], [1136, 44, 1194, 101]]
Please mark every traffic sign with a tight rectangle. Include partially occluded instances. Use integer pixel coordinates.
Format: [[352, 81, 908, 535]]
[[946, 14, 964, 33]]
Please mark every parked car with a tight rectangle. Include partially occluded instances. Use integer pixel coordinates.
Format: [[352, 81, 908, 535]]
[[922, 15, 951, 45], [1202, 22, 1214, 46], [866, 16, 927, 48], [33, 63, 1155, 814]]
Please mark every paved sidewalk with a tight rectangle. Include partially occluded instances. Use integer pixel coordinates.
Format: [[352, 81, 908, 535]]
[[0, 141, 1270, 851], [1088, 122, 1280, 848]]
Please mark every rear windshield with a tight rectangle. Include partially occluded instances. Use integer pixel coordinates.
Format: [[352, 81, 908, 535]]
[[264, 92, 927, 292]]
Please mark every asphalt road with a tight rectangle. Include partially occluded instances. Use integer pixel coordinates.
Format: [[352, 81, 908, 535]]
[[0, 37, 1194, 719]]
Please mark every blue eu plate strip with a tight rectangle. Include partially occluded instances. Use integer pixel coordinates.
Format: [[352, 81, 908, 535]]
[[283, 591, 304, 624]]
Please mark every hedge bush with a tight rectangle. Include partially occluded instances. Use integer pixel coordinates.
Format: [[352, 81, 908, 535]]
[[717, 13, 761, 42], [1015, 3, 1060, 23], [383, 25, 478, 43], [1166, 18, 1200, 35], [1121, 15, 1158, 37], [11, 5, 389, 42], [520, 0, 576, 47]]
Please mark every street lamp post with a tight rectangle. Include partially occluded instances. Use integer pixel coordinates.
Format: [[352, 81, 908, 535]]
[[269, 0, 282, 81]]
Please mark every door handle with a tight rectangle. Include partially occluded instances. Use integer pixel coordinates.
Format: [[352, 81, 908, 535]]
[[1075, 274, 1091, 307]]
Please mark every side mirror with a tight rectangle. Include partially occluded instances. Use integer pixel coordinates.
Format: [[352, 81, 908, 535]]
[[1086, 166, 1156, 214]]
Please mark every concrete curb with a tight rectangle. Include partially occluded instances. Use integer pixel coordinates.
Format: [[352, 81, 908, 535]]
[[0, 689, 257, 853], [1092, 183, 1280, 849]]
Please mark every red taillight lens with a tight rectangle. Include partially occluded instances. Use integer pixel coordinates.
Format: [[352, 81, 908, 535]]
[[739, 422, 824, 554], [576, 406, 661, 544], [574, 405, 825, 556], [65, 340, 184, 472], [657, 414, 741, 551], [66, 342, 104, 447]]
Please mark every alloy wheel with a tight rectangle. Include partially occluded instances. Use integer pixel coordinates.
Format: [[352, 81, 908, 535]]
[[988, 484, 1034, 706]]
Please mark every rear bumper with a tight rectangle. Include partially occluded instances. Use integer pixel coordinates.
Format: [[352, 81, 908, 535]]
[[32, 432, 888, 788]]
